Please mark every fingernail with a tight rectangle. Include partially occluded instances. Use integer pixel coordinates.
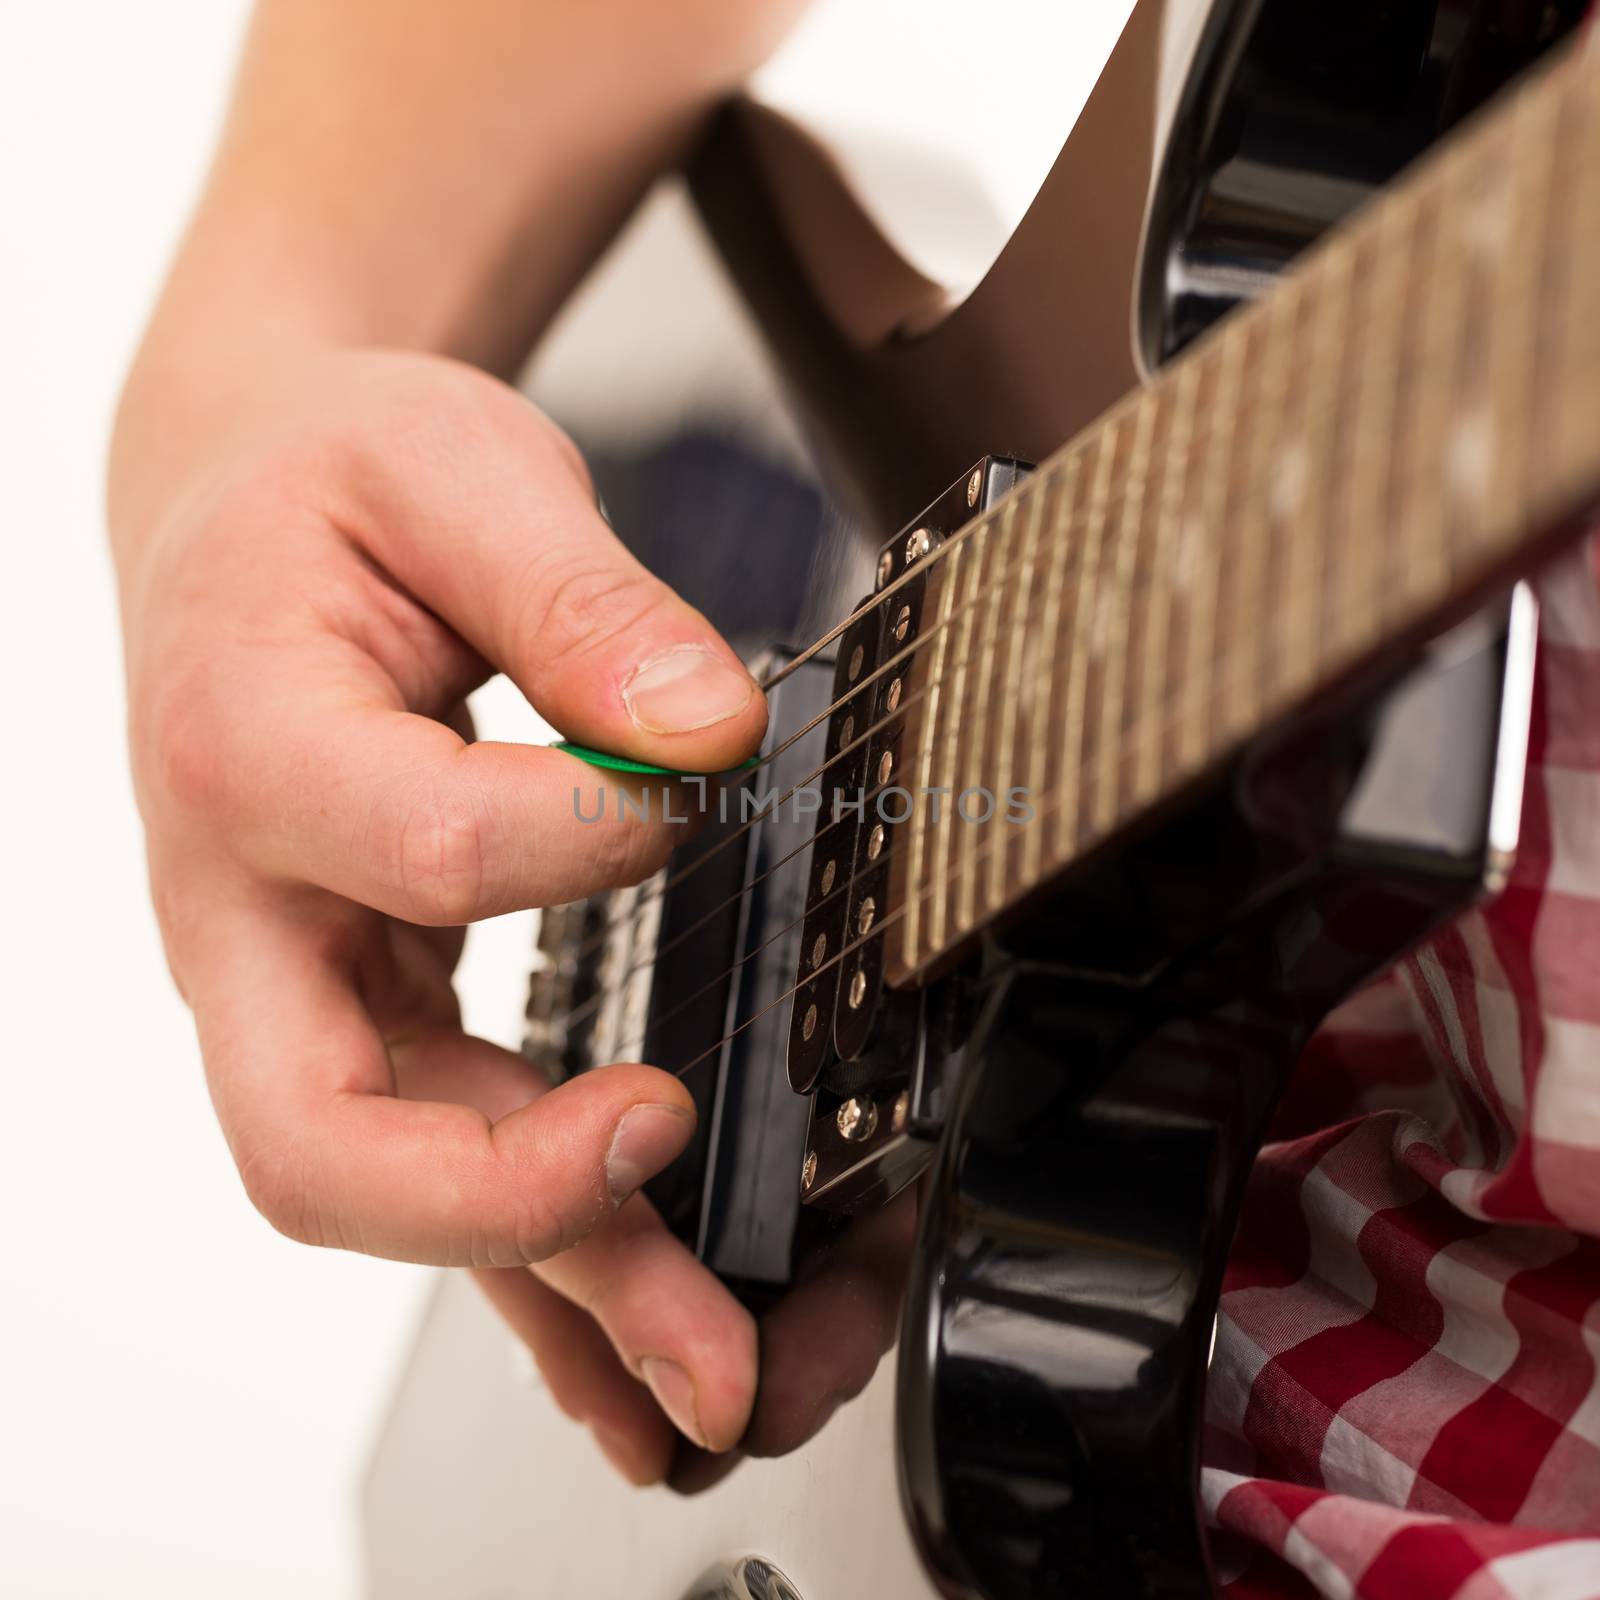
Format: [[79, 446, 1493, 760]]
[[640, 1356, 707, 1447], [591, 1422, 659, 1486], [622, 645, 754, 735], [606, 1103, 693, 1205]]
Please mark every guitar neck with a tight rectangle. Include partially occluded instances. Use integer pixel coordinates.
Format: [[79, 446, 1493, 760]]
[[888, 37, 1600, 983]]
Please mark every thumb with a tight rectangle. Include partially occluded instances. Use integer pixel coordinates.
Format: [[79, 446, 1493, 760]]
[[350, 359, 768, 772]]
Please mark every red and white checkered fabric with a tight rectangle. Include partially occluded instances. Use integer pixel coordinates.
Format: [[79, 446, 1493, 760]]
[[1207, 534, 1600, 1597]]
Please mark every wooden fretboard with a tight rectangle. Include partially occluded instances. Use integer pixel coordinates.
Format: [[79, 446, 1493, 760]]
[[888, 36, 1600, 983]]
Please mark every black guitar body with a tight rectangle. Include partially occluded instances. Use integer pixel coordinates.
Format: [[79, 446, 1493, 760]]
[[1144, 0, 1588, 362], [522, 2, 1584, 1595], [896, 596, 1533, 1598]]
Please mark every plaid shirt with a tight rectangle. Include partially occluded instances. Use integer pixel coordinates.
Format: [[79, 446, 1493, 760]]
[[1208, 536, 1600, 1596]]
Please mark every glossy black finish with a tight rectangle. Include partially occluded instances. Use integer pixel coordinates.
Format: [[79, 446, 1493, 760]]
[[897, 611, 1525, 1598], [1142, 0, 1588, 361]]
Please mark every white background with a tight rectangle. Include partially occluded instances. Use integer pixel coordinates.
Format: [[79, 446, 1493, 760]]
[[0, 1, 1131, 1594], [0, 4, 439, 1595]]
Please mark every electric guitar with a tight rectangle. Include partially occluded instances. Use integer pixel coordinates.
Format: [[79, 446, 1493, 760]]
[[365, 3, 1600, 1595]]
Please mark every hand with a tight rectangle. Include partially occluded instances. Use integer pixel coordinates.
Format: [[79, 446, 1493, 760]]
[[114, 348, 769, 1482]]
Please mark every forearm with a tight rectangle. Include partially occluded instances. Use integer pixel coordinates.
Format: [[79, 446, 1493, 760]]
[[110, 0, 800, 545]]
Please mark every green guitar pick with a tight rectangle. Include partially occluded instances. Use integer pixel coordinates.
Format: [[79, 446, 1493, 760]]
[[550, 741, 759, 777]]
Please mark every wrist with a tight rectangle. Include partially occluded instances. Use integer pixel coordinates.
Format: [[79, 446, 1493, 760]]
[[108, 330, 344, 569]]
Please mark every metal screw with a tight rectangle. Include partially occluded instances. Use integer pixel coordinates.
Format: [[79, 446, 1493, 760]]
[[848, 643, 865, 681], [802, 1149, 818, 1189], [848, 968, 867, 1009], [811, 932, 827, 969], [876, 550, 893, 587], [837, 1096, 879, 1142], [967, 467, 983, 507], [867, 822, 885, 861], [877, 749, 893, 785], [893, 604, 912, 641], [892, 1090, 910, 1133], [905, 527, 933, 563], [802, 1003, 818, 1041], [820, 859, 836, 895], [857, 896, 876, 935], [885, 678, 902, 712], [841, 713, 855, 747]]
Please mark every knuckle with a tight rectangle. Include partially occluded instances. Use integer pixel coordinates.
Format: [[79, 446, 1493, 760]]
[[235, 1129, 325, 1247], [580, 815, 675, 894], [482, 1129, 597, 1266], [143, 668, 233, 819], [386, 778, 490, 926], [515, 1189, 576, 1264], [494, 1186, 579, 1268], [518, 555, 670, 666]]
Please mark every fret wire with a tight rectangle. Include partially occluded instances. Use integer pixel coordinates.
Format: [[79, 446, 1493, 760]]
[[1394, 176, 1459, 615], [1054, 422, 1119, 859], [946, 518, 987, 941], [1181, 334, 1243, 776], [1308, 224, 1370, 666], [1550, 50, 1600, 512], [1373, 194, 1428, 639], [1136, 359, 1197, 804], [1210, 316, 1264, 747], [989, 481, 1047, 914], [1522, 71, 1579, 580], [1090, 389, 1157, 832], [1162, 350, 1219, 779], [1229, 279, 1299, 739], [1447, 121, 1511, 556], [930, 532, 979, 956], [1487, 85, 1559, 551], [1355, 196, 1415, 656], [1019, 452, 1082, 898], [903, 506, 963, 965], [1277, 251, 1341, 701], [959, 495, 1016, 933], [1115, 383, 1172, 817], [1073, 422, 1133, 846], [1324, 204, 1401, 662]]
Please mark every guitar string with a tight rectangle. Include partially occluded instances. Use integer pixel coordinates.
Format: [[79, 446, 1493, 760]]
[[753, 339, 1178, 696], [561, 741, 935, 1045], [560, 322, 1305, 971], [550, 180, 1472, 979], [609, 568, 1396, 1077], [551, 344, 1389, 1003], [557, 443, 1204, 969], [561, 662, 935, 975], [551, 492, 1050, 966], [554, 679, 937, 1035]]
